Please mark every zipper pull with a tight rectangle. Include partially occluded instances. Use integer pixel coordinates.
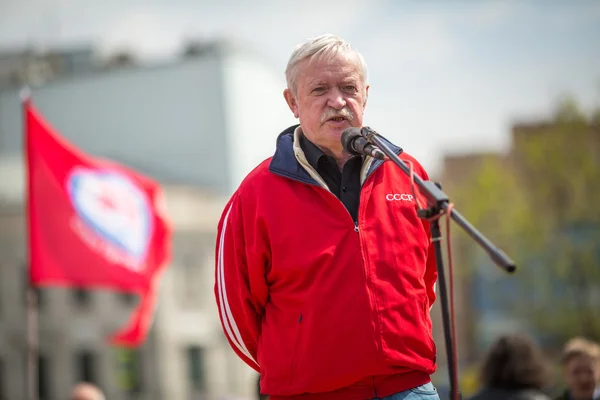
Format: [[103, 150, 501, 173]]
[[354, 223, 359, 233]]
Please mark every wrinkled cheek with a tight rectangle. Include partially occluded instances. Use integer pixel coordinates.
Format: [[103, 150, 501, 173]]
[[351, 108, 364, 125]]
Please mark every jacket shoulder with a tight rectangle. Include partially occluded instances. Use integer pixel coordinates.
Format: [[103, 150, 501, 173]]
[[217, 158, 275, 226], [236, 157, 278, 194], [395, 151, 430, 179]]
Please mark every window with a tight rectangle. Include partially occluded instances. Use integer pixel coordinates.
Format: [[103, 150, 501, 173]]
[[72, 289, 91, 307], [116, 349, 142, 393], [32, 288, 44, 310], [75, 351, 96, 384], [0, 357, 4, 400], [186, 346, 206, 391], [118, 293, 137, 305], [180, 254, 202, 307], [38, 355, 51, 400]]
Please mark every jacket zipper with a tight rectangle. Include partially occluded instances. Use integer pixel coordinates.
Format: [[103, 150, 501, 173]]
[[352, 179, 381, 375], [321, 175, 382, 376], [312, 157, 382, 233], [272, 144, 403, 377], [314, 178, 368, 232], [273, 159, 387, 376]]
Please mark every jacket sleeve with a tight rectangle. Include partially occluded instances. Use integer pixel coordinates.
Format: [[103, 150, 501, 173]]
[[214, 192, 270, 372]]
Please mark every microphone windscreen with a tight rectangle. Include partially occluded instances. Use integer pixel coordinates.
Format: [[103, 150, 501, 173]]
[[341, 128, 362, 153]]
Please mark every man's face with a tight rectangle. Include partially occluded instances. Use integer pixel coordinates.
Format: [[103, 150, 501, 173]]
[[565, 355, 597, 399], [284, 53, 369, 155]]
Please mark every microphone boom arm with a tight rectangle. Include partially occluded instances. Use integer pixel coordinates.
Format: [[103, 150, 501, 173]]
[[362, 127, 516, 272], [361, 126, 516, 400]]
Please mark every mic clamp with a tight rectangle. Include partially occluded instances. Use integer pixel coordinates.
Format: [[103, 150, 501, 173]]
[[360, 126, 379, 142], [341, 127, 386, 160]]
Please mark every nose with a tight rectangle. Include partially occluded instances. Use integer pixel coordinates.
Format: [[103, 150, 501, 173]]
[[326, 88, 346, 109]]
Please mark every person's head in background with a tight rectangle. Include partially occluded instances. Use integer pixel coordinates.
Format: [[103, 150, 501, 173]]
[[561, 337, 600, 400], [480, 333, 550, 392], [70, 382, 105, 400]]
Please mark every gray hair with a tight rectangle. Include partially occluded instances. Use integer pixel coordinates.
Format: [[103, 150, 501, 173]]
[[285, 34, 368, 96]]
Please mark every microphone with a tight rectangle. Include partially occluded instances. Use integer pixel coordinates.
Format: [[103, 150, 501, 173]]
[[341, 128, 385, 160]]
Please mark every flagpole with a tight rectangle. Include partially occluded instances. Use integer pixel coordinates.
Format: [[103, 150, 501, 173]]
[[21, 85, 39, 400], [27, 287, 39, 400]]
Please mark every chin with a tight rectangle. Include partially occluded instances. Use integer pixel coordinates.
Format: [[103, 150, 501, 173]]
[[324, 122, 351, 134], [325, 128, 346, 139]]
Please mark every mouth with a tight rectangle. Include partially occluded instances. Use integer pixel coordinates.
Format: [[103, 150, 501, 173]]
[[326, 116, 349, 123]]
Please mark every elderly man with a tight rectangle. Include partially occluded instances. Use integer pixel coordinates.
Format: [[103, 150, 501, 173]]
[[70, 382, 105, 400], [215, 34, 439, 400]]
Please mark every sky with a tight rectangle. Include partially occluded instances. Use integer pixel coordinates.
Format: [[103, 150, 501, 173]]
[[1, 0, 599, 174]]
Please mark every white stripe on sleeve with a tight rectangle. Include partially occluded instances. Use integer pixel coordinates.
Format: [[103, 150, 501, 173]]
[[217, 203, 259, 367]]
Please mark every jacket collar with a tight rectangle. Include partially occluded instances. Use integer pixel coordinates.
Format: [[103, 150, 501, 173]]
[[268, 124, 403, 185]]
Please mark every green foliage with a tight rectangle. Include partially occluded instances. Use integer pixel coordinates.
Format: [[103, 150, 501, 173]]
[[455, 96, 600, 345], [451, 155, 531, 248]]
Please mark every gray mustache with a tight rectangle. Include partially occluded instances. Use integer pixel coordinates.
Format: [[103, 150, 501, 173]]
[[320, 108, 355, 123]]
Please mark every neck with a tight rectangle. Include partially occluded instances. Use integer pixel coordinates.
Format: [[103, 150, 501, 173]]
[[316, 144, 352, 171], [335, 152, 352, 171]]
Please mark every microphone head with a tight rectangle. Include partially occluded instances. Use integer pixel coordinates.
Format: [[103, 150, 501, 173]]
[[341, 127, 362, 155]]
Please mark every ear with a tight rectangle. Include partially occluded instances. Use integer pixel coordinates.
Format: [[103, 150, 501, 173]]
[[363, 85, 370, 110], [283, 89, 299, 118]]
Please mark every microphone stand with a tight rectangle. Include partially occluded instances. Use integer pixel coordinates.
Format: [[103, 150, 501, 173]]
[[360, 127, 516, 400]]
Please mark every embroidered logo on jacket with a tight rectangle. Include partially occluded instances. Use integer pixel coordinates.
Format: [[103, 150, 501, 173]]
[[385, 193, 414, 201]]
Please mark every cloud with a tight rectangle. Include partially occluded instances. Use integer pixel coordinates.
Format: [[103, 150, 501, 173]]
[[93, 1, 378, 64], [457, 1, 516, 29], [361, 13, 458, 70], [89, 1, 515, 173], [1, 0, 597, 175], [97, 7, 189, 61]]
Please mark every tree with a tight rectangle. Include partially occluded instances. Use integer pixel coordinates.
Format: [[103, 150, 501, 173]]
[[450, 96, 600, 349]]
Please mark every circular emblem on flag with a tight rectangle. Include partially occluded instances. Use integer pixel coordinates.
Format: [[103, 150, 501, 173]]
[[67, 168, 153, 262]]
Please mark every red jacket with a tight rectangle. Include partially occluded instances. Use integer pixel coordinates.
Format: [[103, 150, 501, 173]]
[[214, 126, 438, 400]]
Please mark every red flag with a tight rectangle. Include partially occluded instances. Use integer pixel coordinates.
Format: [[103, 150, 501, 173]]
[[25, 98, 172, 347]]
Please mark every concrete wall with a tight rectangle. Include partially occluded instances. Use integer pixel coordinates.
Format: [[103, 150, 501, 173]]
[[0, 54, 230, 192], [0, 176, 254, 400]]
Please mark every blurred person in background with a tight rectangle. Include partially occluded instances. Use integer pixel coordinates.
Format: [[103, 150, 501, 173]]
[[468, 333, 551, 400], [214, 34, 439, 400], [554, 337, 600, 400], [70, 382, 106, 400]]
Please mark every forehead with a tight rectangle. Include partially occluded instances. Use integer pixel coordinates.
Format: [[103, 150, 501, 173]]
[[566, 354, 595, 371], [297, 54, 363, 85]]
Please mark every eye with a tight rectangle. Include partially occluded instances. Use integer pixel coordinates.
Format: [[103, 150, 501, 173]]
[[343, 85, 358, 93], [311, 86, 326, 94]]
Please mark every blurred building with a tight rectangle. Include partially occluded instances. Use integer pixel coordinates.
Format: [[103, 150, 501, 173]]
[[0, 39, 296, 194], [0, 154, 257, 400], [427, 153, 502, 395], [437, 117, 600, 368], [0, 38, 296, 400], [0, 46, 100, 90], [434, 152, 510, 358]]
